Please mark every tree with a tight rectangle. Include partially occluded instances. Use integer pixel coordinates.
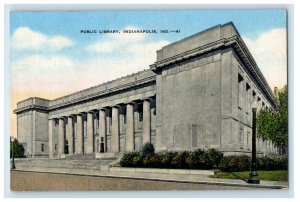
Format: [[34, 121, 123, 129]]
[[10, 137, 26, 158], [257, 86, 288, 154]]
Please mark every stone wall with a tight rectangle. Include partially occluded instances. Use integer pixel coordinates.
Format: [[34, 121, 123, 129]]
[[17, 111, 33, 156], [156, 51, 223, 151]]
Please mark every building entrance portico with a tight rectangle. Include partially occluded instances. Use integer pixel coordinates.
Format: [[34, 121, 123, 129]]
[[47, 96, 155, 158]]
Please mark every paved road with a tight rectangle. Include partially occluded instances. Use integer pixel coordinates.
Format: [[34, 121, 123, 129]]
[[11, 170, 261, 191]]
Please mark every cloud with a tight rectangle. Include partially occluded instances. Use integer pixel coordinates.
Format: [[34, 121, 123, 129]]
[[10, 37, 169, 101], [242, 28, 287, 90], [11, 27, 74, 51], [125, 40, 169, 64], [86, 41, 118, 53], [10, 25, 170, 98], [10, 55, 76, 93]]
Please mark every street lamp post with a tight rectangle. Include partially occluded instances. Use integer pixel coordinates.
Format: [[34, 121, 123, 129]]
[[247, 101, 260, 184], [11, 138, 16, 170]]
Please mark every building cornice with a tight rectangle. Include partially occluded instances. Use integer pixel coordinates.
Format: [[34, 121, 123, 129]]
[[15, 76, 156, 115], [48, 75, 156, 111], [150, 35, 278, 109], [13, 105, 49, 114]]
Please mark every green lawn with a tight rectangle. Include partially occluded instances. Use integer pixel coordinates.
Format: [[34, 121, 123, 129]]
[[211, 170, 288, 181]]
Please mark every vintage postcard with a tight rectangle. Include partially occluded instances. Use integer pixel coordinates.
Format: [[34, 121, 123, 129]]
[[9, 9, 288, 194]]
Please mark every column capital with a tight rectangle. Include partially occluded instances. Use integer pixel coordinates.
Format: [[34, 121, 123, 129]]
[[126, 101, 136, 106], [88, 109, 99, 113], [144, 96, 155, 102], [99, 108, 108, 112], [76, 111, 87, 116], [143, 98, 153, 102], [111, 105, 122, 109]]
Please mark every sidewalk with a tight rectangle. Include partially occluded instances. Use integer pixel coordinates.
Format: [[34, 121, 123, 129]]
[[12, 163, 288, 189]]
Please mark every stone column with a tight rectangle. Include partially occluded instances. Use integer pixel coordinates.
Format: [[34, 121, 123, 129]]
[[111, 107, 120, 152], [99, 109, 106, 152], [143, 99, 151, 144], [87, 112, 94, 153], [76, 114, 83, 154], [67, 116, 74, 154], [58, 118, 65, 156], [126, 103, 134, 151], [48, 119, 54, 158]]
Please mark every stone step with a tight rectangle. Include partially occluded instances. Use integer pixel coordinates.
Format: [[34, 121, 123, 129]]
[[64, 153, 96, 160], [15, 157, 117, 170]]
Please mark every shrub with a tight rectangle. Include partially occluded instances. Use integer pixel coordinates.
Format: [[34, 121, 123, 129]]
[[274, 156, 288, 170], [257, 156, 273, 170], [257, 156, 288, 170], [143, 153, 162, 168], [143, 154, 153, 167], [171, 151, 190, 169], [10, 137, 25, 158], [186, 149, 205, 169], [132, 152, 144, 167], [160, 151, 177, 168], [141, 142, 155, 156], [120, 147, 288, 172], [202, 148, 223, 168], [119, 152, 138, 167], [149, 153, 162, 168], [220, 155, 251, 172]]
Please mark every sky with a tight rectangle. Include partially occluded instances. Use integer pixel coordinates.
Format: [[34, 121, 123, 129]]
[[9, 10, 287, 137]]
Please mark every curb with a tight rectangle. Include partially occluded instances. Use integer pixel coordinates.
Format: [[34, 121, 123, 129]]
[[11, 168, 287, 190], [109, 167, 215, 175]]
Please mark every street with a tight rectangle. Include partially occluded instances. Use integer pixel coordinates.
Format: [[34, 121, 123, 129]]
[[10, 170, 259, 191]]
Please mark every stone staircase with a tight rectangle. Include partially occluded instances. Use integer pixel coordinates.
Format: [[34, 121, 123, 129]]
[[64, 153, 96, 160], [14, 154, 119, 171]]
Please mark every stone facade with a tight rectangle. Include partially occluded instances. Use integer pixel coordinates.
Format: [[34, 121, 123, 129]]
[[14, 22, 278, 158]]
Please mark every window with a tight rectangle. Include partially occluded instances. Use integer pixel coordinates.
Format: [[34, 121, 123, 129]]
[[123, 111, 127, 124], [121, 106, 126, 124], [246, 83, 250, 91], [55, 144, 57, 151], [240, 127, 244, 149], [109, 117, 112, 126], [246, 83, 251, 113], [247, 132, 251, 150], [41, 143, 44, 152], [108, 109, 112, 133], [238, 73, 244, 83], [138, 111, 143, 122], [137, 104, 143, 122], [252, 90, 256, 100]]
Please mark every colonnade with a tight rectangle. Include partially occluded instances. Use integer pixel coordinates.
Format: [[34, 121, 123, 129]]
[[48, 99, 152, 158]]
